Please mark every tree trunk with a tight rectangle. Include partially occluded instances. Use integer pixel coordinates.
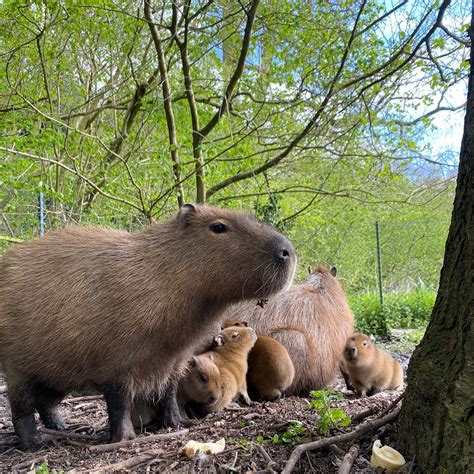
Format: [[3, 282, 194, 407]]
[[398, 8, 474, 472]]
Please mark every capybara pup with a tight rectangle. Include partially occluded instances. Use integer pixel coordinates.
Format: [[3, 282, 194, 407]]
[[0, 204, 296, 448], [224, 266, 353, 395], [131, 353, 221, 427], [223, 320, 295, 401], [203, 326, 257, 412], [343, 333, 404, 396]]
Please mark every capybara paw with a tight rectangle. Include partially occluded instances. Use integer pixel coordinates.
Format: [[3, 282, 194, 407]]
[[43, 414, 66, 431], [18, 434, 43, 452], [163, 411, 183, 428], [110, 425, 136, 443]]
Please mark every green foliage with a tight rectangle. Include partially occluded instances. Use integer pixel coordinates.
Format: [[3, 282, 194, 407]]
[[309, 390, 351, 436], [35, 463, 49, 474], [256, 420, 307, 445], [350, 289, 436, 336]]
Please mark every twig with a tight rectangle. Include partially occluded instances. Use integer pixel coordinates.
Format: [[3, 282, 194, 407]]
[[99, 448, 162, 471], [0, 236, 23, 244], [338, 445, 360, 474], [11, 457, 46, 471], [281, 409, 400, 474], [89, 429, 189, 453], [255, 443, 276, 472], [351, 407, 378, 423], [40, 427, 96, 440], [378, 392, 404, 418], [64, 394, 103, 403]]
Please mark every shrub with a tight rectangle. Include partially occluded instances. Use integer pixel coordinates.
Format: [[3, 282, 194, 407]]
[[350, 288, 436, 336]]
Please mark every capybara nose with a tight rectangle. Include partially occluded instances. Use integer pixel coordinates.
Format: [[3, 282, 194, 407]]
[[346, 347, 355, 356], [208, 395, 217, 404], [279, 248, 291, 262]]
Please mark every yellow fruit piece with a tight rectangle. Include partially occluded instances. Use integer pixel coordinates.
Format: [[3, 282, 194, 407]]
[[371, 439, 406, 471], [183, 438, 226, 458]]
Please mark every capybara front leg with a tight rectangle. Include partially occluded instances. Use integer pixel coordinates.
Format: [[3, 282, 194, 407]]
[[34, 383, 66, 431], [158, 377, 183, 428], [103, 382, 136, 443], [8, 381, 42, 450], [239, 389, 252, 405]]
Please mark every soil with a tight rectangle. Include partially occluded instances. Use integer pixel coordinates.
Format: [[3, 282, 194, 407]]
[[0, 340, 414, 473]]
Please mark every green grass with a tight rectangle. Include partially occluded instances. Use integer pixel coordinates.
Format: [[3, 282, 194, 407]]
[[350, 288, 436, 336]]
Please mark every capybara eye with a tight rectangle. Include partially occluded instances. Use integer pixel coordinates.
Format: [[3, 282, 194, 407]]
[[200, 374, 207, 383], [363, 342, 367, 346], [210, 222, 228, 234]]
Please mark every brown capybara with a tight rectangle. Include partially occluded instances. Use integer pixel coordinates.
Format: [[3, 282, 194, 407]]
[[203, 326, 257, 412], [0, 204, 296, 448], [131, 353, 221, 428], [223, 319, 295, 401], [224, 266, 353, 395], [343, 333, 404, 396]]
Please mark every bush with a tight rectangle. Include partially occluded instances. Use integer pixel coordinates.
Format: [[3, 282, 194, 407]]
[[350, 288, 436, 336]]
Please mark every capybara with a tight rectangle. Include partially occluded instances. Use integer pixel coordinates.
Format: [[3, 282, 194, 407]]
[[0, 204, 296, 448], [203, 326, 257, 412], [224, 266, 353, 395], [223, 319, 295, 401], [343, 333, 404, 396], [131, 353, 221, 427]]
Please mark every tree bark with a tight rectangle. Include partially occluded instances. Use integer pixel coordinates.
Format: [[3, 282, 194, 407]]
[[398, 6, 474, 472]]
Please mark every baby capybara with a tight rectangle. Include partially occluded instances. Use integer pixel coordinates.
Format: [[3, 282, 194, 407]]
[[0, 204, 296, 448], [343, 333, 404, 396], [224, 266, 353, 395], [131, 353, 221, 427], [223, 320, 295, 401], [203, 326, 257, 412]]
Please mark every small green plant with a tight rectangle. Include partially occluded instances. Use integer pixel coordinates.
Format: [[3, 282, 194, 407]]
[[310, 390, 351, 436], [36, 463, 49, 474], [255, 420, 307, 445]]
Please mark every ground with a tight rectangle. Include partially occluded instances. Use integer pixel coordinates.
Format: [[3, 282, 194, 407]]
[[0, 337, 415, 473]]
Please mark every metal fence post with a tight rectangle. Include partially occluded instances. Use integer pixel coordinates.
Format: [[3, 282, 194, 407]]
[[38, 192, 45, 236], [375, 220, 383, 307]]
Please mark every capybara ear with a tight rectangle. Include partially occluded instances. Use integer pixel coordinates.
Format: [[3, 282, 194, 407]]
[[241, 321, 249, 327], [231, 331, 241, 339], [369, 335, 376, 344], [189, 356, 198, 368], [214, 335, 224, 346], [177, 203, 198, 228], [330, 267, 337, 277]]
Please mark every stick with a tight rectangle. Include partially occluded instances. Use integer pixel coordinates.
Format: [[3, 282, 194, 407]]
[[40, 428, 96, 440], [11, 457, 46, 471], [256, 443, 276, 472], [379, 391, 404, 418], [281, 409, 400, 474], [351, 407, 378, 423], [99, 448, 162, 471], [338, 445, 359, 474], [89, 429, 189, 453], [64, 394, 103, 403]]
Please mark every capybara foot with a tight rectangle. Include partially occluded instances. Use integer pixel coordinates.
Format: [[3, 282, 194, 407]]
[[41, 410, 66, 431], [110, 423, 136, 443], [13, 415, 42, 451], [162, 409, 183, 428]]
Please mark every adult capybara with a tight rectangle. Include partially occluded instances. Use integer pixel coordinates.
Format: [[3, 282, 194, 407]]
[[224, 266, 353, 395], [343, 333, 404, 396], [0, 204, 296, 448]]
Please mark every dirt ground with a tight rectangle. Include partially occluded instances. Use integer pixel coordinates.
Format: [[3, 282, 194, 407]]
[[0, 345, 413, 473]]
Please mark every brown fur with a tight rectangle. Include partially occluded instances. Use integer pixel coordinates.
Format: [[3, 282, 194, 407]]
[[223, 320, 294, 401], [131, 353, 220, 428], [224, 266, 354, 395], [343, 333, 404, 396], [0, 204, 296, 447], [203, 326, 257, 412]]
